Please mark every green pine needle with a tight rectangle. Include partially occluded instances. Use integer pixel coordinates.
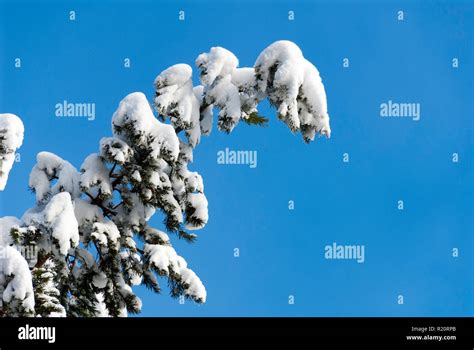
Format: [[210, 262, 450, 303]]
[[243, 112, 269, 127]]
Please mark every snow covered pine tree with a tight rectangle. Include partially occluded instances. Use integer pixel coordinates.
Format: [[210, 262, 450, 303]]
[[0, 40, 330, 317]]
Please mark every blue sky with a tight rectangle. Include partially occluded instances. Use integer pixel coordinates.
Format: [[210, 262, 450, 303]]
[[0, 0, 473, 316]]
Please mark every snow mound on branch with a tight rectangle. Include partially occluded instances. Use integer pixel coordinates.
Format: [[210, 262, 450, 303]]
[[255, 40, 330, 141], [0, 113, 24, 191], [193, 86, 213, 135], [29, 152, 81, 202], [80, 153, 113, 197], [196, 47, 239, 85], [0, 246, 35, 312], [74, 198, 104, 228], [144, 244, 206, 302], [0, 216, 21, 246], [23, 192, 79, 256], [112, 92, 179, 162], [100, 137, 133, 164], [185, 192, 208, 230], [92, 272, 108, 289], [92, 221, 121, 251], [231, 67, 260, 116], [196, 48, 242, 133], [154, 64, 201, 147], [115, 193, 157, 229], [95, 293, 110, 317]]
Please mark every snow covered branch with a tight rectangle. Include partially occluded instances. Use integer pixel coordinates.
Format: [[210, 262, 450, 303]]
[[155, 40, 331, 142], [0, 40, 330, 317]]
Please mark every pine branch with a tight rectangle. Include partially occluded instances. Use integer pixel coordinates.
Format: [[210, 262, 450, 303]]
[[85, 192, 117, 217], [242, 112, 269, 127]]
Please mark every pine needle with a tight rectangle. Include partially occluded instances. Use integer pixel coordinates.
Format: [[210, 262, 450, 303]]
[[243, 112, 269, 127]]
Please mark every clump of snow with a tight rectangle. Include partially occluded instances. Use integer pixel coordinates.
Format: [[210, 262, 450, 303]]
[[115, 192, 158, 229], [183, 170, 204, 193], [29, 152, 81, 203], [91, 221, 121, 251], [0, 113, 24, 191], [196, 47, 239, 85], [116, 274, 142, 312], [231, 67, 260, 118], [112, 92, 180, 163], [255, 40, 330, 141], [144, 244, 206, 302], [94, 293, 110, 317], [143, 226, 170, 245], [74, 198, 104, 228], [189, 40, 332, 140], [154, 64, 202, 147], [92, 272, 108, 289], [22, 192, 79, 256], [80, 153, 113, 198], [195, 48, 242, 133], [0, 246, 35, 312], [0, 216, 21, 246], [193, 86, 213, 136], [185, 193, 208, 230], [100, 137, 133, 164]]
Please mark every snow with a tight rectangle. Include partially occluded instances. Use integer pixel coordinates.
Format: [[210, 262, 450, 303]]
[[0, 216, 21, 246], [0, 41, 330, 316], [189, 40, 331, 140], [22, 192, 79, 256], [91, 221, 121, 250], [74, 198, 104, 228], [144, 243, 206, 302], [116, 193, 157, 229], [193, 85, 213, 136], [100, 137, 133, 164], [196, 47, 239, 85], [161, 191, 183, 224], [195, 48, 243, 132], [122, 253, 142, 286], [116, 274, 142, 312], [131, 170, 142, 183], [231, 67, 256, 88], [36, 258, 66, 317], [185, 192, 208, 230], [204, 74, 242, 132], [154, 64, 194, 127], [154, 64, 202, 147], [183, 170, 204, 193], [254, 40, 330, 141], [143, 226, 170, 245], [112, 92, 180, 162], [92, 272, 108, 289], [0, 113, 24, 190], [0, 246, 35, 312], [231, 68, 260, 118], [80, 153, 113, 197], [30, 152, 81, 202], [94, 293, 110, 317]]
